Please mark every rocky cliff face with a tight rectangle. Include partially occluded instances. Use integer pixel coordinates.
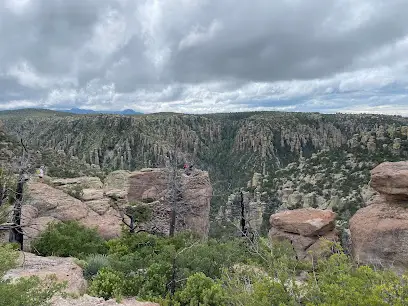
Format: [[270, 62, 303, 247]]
[[218, 125, 408, 235], [117, 168, 212, 237], [350, 161, 408, 272], [17, 167, 212, 250]]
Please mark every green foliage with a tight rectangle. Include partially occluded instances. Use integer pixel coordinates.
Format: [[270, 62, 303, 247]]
[[88, 267, 124, 300], [222, 269, 297, 306], [136, 261, 173, 299], [32, 221, 107, 258], [125, 202, 152, 222], [176, 239, 247, 279], [0, 275, 65, 306], [172, 272, 227, 306], [0, 244, 65, 306], [83, 254, 111, 280], [0, 244, 18, 276], [303, 253, 408, 305]]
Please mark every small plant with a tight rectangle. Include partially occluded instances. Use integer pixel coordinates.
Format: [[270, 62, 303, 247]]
[[84, 254, 111, 280]]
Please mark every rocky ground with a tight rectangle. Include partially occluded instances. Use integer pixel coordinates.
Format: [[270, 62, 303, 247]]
[[4, 252, 158, 306]]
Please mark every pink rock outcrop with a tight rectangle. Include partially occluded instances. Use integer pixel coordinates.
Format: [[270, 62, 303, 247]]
[[19, 168, 212, 251], [269, 208, 338, 260], [350, 161, 408, 271]]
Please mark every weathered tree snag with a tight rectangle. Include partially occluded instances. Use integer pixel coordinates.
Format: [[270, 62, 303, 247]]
[[9, 173, 28, 250], [167, 140, 183, 238], [240, 191, 247, 237]]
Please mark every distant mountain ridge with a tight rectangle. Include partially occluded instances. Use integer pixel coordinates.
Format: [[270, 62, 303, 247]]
[[61, 108, 143, 115]]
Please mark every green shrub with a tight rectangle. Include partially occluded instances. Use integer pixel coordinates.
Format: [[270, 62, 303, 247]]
[[32, 221, 107, 258], [88, 267, 124, 300], [137, 262, 173, 299], [0, 244, 18, 276], [84, 254, 111, 280], [176, 239, 247, 279], [172, 272, 227, 306]]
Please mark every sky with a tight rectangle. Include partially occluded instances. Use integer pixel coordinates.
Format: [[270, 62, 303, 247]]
[[1, 0, 408, 115]]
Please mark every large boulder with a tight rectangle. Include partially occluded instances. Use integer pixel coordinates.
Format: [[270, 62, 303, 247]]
[[81, 189, 104, 201], [269, 208, 338, 260], [127, 169, 212, 237], [4, 252, 87, 295], [22, 167, 213, 250], [350, 161, 408, 272], [370, 161, 408, 199], [270, 208, 336, 237], [26, 183, 88, 221], [104, 170, 131, 199], [22, 181, 123, 250], [350, 195, 408, 271], [86, 198, 112, 215]]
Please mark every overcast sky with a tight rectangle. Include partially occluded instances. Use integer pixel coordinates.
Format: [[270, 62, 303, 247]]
[[1, 0, 408, 115]]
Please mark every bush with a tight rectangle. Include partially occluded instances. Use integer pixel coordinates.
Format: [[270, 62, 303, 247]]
[[88, 267, 124, 300], [137, 262, 173, 299], [172, 272, 227, 306], [0, 244, 19, 277], [84, 254, 111, 280], [176, 239, 247, 279], [32, 221, 107, 258]]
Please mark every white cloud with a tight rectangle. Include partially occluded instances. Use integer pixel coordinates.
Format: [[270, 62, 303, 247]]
[[0, 0, 408, 115], [179, 20, 222, 50]]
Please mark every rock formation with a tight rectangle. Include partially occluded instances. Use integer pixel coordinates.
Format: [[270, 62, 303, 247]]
[[269, 208, 338, 260], [370, 161, 408, 200], [17, 167, 212, 251], [221, 172, 267, 232], [21, 180, 124, 251], [3, 252, 158, 306], [123, 168, 212, 237], [4, 252, 87, 295], [350, 161, 408, 272]]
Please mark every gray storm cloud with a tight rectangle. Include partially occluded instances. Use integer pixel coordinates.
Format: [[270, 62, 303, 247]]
[[1, 0, 408, 114]]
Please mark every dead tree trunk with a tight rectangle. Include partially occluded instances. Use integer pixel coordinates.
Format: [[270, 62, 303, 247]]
[[240, 191, 247, 237], [9, 173, 27, 250], [167, 140, 183, 238], [169, 165, 177, 237]]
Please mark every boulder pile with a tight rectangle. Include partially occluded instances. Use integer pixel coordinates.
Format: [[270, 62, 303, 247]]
[[350, 161, 408, 272], [269, 208, 338, 260]]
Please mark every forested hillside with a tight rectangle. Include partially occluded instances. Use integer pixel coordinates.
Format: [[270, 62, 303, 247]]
[[2, 110, 408, 230]]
